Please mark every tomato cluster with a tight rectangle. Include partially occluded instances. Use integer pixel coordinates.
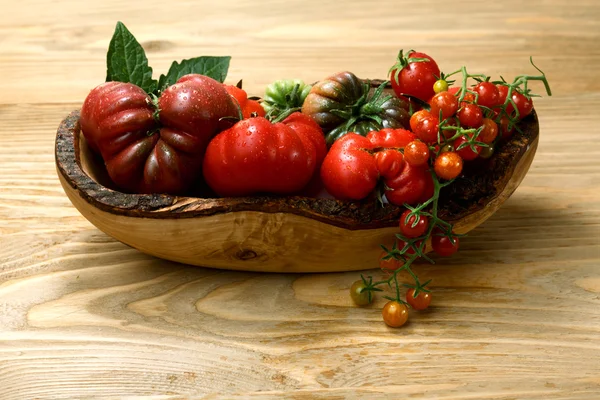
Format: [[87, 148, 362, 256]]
[[81, 24, 549, 331]]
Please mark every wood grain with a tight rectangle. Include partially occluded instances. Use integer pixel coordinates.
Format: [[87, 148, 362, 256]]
[[1, 0, 600, 398]]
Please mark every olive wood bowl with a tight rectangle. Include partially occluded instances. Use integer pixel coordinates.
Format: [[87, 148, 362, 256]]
[[55, 107, 539, 273]]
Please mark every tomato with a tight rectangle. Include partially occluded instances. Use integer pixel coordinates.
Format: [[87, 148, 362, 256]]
[[473, 81, 500, 108], [382, 301, 409, 328], [454, 135, 480, 161], [261, 79, 312, 119], [399, 210, 428, 238], [390, 51, 440, 102], [375, 149, 404, 180], [510, 91, 533, 119], [432, 233, 459, 257], [404, 140, 430, 167], [433, 79, 449, 94], [479, 145, 494, 159], [418, 171, 435, 203], [429, 91, 459, 121], [409, 109, 431, 132], [203, 113, 326, 196], [414, 115, 439, 144], [398, 239, 424, 256], [379, 251, 402, 271], [224, 84, 266, 119], [367, 128, 416, 148], [406, 288, 432, 310], [479, 118, 499, 144], [496, 84, 512, 113], [498, 115, 514, 140], [350, 280, 372, 306], [434, 151, 463, 180], [385, 164, 429, 206], [320, 133, 378, 200], [80, 76, 238, 194], [302, 71, 410, 145], [457, 104, 483, 128]]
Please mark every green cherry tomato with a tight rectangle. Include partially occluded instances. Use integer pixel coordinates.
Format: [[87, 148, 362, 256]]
[[433, 79, 449, 94], [350, 280, 372, 306]]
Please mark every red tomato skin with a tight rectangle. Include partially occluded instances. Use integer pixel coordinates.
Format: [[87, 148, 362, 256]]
[[224, 84, 266, 119], [367, 128, 416, 148], [320, 133, 378, 200], [390, 52, 440, 102], [384, 163, 428, 206], [203, 115, 322, 197]]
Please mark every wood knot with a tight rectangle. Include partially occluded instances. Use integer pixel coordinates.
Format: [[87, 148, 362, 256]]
[[236, 249, 258, 260]]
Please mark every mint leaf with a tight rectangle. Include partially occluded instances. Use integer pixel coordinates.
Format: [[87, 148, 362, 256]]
[[106, 21, 157, 93], [157, 56, 231, 92]]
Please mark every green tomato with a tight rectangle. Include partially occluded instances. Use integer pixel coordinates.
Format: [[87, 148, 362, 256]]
[[350, 280, 373, 306], [261, 79, 312, 119]]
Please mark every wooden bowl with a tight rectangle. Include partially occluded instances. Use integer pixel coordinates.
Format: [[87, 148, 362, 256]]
[[55, 107, 539, 273]]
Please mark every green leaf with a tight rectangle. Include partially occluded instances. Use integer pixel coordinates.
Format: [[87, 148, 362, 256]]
[[157, 56, 231, 91], [106, 21, 157, 93]]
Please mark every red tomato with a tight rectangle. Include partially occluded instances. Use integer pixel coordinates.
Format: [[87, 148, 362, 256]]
[[399, 210, 429, 238], [203, 113, 325, 197], [457, 104, 483, 128], [454, 135, 480, 161], [479, 118, 499, 144], [418, 171, 434, 203], [379, 251, 402, 271], [367, 128, 416, 148], [429, 91, 459, 120], [432, 233, 459, 256], [406, 288, 432, 310], [473, 81, 500, 108], [510, 91, 533, 119], [80, 76, 238, 194], [375, 149, 405, 180], [320, 133, 378, 200], [224, 84, 266, 119], [385, 163, 429, 206], [382, 301, 409, 328], [390, 51, 441, 102], [414, 116, 439, 144], [409, 109, 431, 132], [404, 140, 430, 167], [434, 152, 463, 180]]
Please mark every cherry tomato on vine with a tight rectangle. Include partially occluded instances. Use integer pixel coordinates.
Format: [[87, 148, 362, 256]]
[[390, 51, 441, 102], [379, 251, 402, 271], [479, 118, 499, 144], [457, 103, 484, 128], [432, 233, 459, 256], [429, 91, 459, 120], [404, 140, 430, 167], [410, 109, 431, 132], [399, 210, 429, 238], [382, 301, 409, 328], [496, 84, 512, 113], [406, 288, 432, 310], [434, 151, 463, 180], [350, 280, 372, 306], [414, 115, 439, 143], [473, 81, 501, 108], [433, 79, 449, 94], [479, 145, 495, 159], [498, 115, 514, 140], [454, 135, 481, 161], [510, 91, 533, 119], [398, 239, 424, 256]]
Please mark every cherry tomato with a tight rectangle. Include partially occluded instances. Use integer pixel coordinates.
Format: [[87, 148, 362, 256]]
[[399, 210, 429, 238], [433, 79, 449, 94], [414, 115, 439, 144], [418, 171, 434, 203], [379, 251, 402, 271], [496, 84, 512, 113], [479, 145, 494, 159], [457, 104, 483, 128], [406, 288, 432, 310], [498, 115, 514, 140], [404, 140, 430, 167], [473, 82, 500, 108], [432, 234, 459, 257], [410, 109, 431, 132], [398, 239, 424, 256], [382, 301, 409, 328], [350, 280, 372, 306], [429, 91, 459, 120], [375, 149, 404, 180], [511, 91, 533, 119], [390, 51, 441, 102], [454, 135, 480, 161], [479, 118, 499, 144], [440, 143, 454, 153], [434, 152, 463, 180]]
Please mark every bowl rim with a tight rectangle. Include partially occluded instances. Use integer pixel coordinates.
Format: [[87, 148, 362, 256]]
[[55, 109, 539, 231]]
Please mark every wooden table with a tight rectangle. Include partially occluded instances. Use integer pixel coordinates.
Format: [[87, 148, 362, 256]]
[[2, 1, 599, 398]]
